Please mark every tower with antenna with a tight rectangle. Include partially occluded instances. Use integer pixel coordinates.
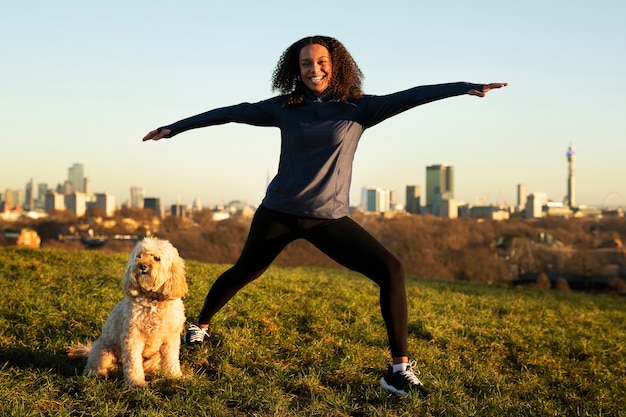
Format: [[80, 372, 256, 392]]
[[566, 145, 576, 208]]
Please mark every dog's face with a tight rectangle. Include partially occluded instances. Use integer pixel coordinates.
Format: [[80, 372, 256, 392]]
[[123, 237, 188, 300]]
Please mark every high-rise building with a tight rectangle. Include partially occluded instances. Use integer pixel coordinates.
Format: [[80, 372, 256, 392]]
[[525, 192, 548, 218], [192, 196, 203, 211], [45, 191, 65, 212], [144, 197, 162, 218], [517, 183, 528, 213], [37, 183, 48, 209], [130, 187, 145, 208], [25, 178, 35, 211], [405, 185, 421, 214], [94, 192, 116, 217], [566, 145, 576, 208], [59, 181, 73, 195], [66, 192, 87, 217], [68, 163, 85, 193], [388, 189, 397, 208], [363, 187, 391, 213], [426, 164, 454, 214], [426, 165, 454, 205], [171, 204, 187, 217], [439, 198, 458, 219], [84, 177, 92, 199]]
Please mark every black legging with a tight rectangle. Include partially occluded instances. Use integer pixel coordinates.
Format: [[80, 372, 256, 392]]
[[196, 205, 408, 357]]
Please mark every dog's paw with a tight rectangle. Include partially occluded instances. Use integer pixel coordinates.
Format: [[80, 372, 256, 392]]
[[126, 378, 149, 388], [169, 370, 183, 379]]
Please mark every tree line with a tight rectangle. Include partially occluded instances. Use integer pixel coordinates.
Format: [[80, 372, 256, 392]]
[[5, 208, 626, 293]]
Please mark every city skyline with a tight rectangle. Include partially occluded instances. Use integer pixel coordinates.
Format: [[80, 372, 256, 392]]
[[3, 147, 615, 213], [2, 2, 625, 210]]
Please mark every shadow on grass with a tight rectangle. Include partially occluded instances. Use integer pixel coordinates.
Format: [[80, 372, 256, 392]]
[[0, 346, 83, 377], [408, 321, 434, 341]]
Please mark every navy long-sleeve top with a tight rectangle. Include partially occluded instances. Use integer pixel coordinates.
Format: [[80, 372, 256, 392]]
[[160, 82, 483, 219]]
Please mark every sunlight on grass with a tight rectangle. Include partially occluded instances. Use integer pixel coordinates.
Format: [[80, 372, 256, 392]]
[[0, 246, 624, 416]]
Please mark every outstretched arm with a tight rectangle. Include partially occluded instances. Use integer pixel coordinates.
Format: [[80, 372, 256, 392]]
[[468, 82, 508, 97], [141, 98, 280, 143]]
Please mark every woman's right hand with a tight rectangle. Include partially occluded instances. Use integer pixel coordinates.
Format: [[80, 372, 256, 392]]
[[142, 128, 171, 142], [468, 82, 508, 97]]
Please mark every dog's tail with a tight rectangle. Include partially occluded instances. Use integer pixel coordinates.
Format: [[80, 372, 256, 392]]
[[67, 343, 92, 359]]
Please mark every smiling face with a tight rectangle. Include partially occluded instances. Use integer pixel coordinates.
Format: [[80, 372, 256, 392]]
[[299, 43, 332, 95]]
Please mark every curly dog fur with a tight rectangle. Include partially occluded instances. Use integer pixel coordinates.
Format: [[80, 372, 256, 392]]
[[68, 237, 188, 387]]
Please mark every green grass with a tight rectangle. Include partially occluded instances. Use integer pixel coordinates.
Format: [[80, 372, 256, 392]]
[[0, 246, 624, 416]]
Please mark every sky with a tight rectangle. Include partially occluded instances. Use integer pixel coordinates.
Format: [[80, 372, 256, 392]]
[[2, 1, 625, 210]]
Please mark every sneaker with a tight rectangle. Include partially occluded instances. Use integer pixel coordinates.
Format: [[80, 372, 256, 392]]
[[182, 323, 210, 346], [380, 361, 429, 397]]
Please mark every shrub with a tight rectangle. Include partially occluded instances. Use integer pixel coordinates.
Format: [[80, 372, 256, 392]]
[[534, 272, 552, 290], [554, 276, 571, 292], [608, 277, 626, 295]]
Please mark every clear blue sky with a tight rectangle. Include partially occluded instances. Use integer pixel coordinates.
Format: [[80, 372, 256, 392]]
[[2, 1, 625, 209]]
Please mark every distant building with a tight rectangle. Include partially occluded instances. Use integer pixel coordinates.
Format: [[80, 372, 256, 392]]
[[170, 204, 187, 217], [211, 211, 230, 221], [517, 183, 527, 213], [598, 207, 620, 218], [130, 187, 145, 208], [45, 191, 66, 212], [439, 198, 458, 219], [470, 205, 510, 220], [68, 163, 85, 193], [430, 190, 455, 218], [24, 178, 35, 211], [65, 192, 87, 217], [2, 228, 41, 248], [222, 200, 254, 215], [405, 185, 421, 214], [457, 203, 470, 217], [94, 192, 116, 217], [192, 197, 203, 211], [84, 177, 92, 199], [59, 181, 73, 195], [426, 164, 454, 215], [388, 189, 397, 209], [566, 145, 576, 208], [144, 197, 162, 218], [546, 203, 573, 218], [3, 188, 22, 210], [216, 201, 257, 218], [525, 192, 548, 218], [37, 183, 48, 209], [362, 187, 392, 213]]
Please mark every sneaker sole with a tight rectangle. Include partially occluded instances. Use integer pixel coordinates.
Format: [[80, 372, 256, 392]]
[[182, 339, 207, 346], [380, 377, 409, 396]]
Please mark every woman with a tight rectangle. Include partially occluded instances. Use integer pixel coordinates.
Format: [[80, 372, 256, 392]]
[[143, 35, 507, 396]]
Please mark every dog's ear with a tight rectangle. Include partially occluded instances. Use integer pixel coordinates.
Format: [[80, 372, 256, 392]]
[[122, 245, 141, 297], [164, 254, 188, 299]]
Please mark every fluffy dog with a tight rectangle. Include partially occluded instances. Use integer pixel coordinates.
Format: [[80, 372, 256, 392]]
[[68, 237, 188, 387]]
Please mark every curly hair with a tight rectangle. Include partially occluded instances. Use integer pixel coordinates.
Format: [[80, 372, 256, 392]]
[[271, 35, 364, 106]]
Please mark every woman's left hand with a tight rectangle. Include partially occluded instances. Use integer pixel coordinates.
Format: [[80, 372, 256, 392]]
[[468, 82, 508, 97], [142, 128, 171, 142]]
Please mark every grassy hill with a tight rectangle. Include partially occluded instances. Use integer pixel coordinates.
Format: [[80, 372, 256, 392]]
[[0, 246, 624, 416]]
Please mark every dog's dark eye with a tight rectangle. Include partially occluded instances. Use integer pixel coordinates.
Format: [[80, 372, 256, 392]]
[[154, 256, 161, 262]]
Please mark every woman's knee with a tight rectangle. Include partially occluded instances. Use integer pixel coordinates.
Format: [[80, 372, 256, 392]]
[[367, 254, 404, 288], [386, 255, 405, 283]]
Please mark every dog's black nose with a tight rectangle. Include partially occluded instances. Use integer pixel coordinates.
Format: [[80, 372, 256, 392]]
[[139, 264, 148, 272]]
